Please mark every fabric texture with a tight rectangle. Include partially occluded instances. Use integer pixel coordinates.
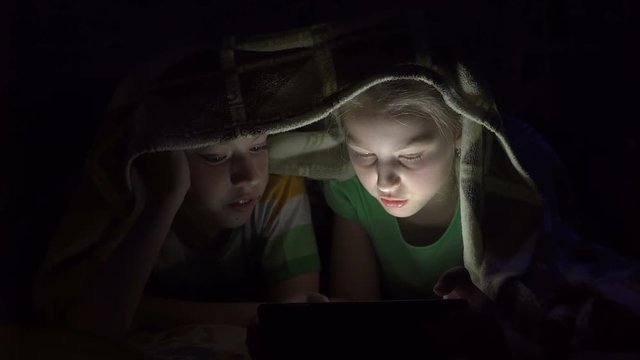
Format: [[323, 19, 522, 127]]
[[323, 176, 463, 299], [128, 324, 250, 360], [147, 174, 320, 302]]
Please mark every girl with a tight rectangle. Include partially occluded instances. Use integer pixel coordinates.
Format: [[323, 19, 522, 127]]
[[320, 73, 640, 355], [324, 80, 468, 301]]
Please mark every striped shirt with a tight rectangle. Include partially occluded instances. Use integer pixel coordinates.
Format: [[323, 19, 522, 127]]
[[147, 175, 321, 301]]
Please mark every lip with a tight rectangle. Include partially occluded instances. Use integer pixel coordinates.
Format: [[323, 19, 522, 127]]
[[228, 197, 257, 211], [380, 197, 408, 208]]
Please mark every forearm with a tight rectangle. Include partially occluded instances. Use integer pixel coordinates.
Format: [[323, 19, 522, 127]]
[[68, 197, 182, 338], [136, 295, 260, 329], [330, 217, 380, 301]]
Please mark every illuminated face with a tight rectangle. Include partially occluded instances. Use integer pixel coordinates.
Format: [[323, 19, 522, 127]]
[[184, 134, 269, 229], [343, 108, 459, 218]]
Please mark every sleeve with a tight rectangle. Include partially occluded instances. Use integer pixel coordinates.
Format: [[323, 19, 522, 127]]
[[321, 178, 359, 219], [261, 175, 321, 284]]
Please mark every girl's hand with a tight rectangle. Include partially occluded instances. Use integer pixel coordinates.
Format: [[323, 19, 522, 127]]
[[136, 151, 191, 205], [433, 266, 492, 311], [434, 267, 510, 358]]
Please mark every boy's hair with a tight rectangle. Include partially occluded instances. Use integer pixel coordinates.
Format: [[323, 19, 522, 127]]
[[332, 79, 462, 142]]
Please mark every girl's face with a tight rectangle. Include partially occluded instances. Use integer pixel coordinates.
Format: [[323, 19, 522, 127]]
[[344, 109, 459, 218], [184, 134, 269, 229]]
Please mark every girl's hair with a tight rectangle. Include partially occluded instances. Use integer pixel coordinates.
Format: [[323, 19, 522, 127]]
[[331, 79, 463, 190], [332, 79, 462, 142]]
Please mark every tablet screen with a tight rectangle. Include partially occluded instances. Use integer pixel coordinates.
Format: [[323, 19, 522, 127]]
[[254, 299, 478, 359], [258, 298, 468, 323]]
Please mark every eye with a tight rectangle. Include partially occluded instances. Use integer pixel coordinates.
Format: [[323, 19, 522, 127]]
[[350, 151, 377, 167], [250, 143, 269, 152], [354, 152, 377, 162], [199, 154, 228, 165], [400, 153, 423, 162], [355, 152, 374, 158]]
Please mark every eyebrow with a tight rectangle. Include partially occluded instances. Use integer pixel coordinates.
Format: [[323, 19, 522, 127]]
[[346, 132, 436, 151], [196, 134, 267, 151], [196, 145, 226, 154]]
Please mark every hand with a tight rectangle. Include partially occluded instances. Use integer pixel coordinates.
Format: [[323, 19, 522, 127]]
[[135, 151, 191, 205], [279, 292, 330, 303], [433, 266, 492, 311]]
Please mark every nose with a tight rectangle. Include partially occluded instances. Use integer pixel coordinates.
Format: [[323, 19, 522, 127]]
[[376, 162, 401, 194], [230, 153, 261, 188]]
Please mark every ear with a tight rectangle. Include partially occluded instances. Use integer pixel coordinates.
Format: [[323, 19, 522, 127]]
[[454, 128, 462, 150]]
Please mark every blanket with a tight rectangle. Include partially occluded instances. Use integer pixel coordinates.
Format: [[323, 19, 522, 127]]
[[33, 11, 640, 357]]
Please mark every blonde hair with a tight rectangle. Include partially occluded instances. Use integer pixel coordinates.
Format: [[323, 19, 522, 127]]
[[332, 79, 462, 142], [332, 80, 463, 191]]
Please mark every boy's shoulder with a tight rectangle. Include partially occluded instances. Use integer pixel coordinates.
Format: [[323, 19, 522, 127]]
[[254, 175, 312, 231], [261, 174, 306, 203]]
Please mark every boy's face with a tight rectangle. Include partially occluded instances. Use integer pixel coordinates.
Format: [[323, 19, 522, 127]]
[[344, 110, 458, 218], [184, 134, 269, 228]]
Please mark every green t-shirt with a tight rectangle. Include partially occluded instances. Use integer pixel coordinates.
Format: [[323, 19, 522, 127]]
[[323, 176, 463, 299]]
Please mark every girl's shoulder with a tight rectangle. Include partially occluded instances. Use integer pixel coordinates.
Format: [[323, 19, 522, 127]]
[[322, 175, 366, 199]]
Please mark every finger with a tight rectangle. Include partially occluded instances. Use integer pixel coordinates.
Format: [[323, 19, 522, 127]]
[[433, 266, 471, 296], [442, 293, 463, 300], [449, 287, 476, 301], [328, 298, 348, 302], [280, 294, 307, 303], [306, 292, 330, 303]]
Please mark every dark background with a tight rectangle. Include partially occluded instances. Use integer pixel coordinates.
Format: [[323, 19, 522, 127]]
[[2, 0, 638, 323]]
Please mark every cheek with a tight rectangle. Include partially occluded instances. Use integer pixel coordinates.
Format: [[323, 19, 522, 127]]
[[407, 168, 437, 193], [254, 153, 269, 189], [409, 157, 453, 193], [352, 164, 378, 188], [187, 162, 228, 205], [255, 153, 269, 175]]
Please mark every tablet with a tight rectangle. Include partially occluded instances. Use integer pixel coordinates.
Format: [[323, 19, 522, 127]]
[[258, 298, 468, 325], [252, 299, 481, 360]]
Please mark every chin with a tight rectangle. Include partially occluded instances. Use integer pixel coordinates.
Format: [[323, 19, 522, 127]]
[[221, 211, 254, 228], [220, 216, 250, 228], [383, 206, 418, 218]]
